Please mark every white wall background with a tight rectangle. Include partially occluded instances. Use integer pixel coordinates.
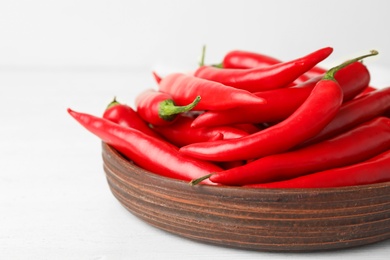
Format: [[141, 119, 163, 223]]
[[1, 0, 389, 71]]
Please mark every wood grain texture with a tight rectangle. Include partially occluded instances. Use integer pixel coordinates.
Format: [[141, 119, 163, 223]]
[[102, 143, 390, 252]]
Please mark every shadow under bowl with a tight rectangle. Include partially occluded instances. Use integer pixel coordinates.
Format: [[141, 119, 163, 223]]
[[102, 142, 390, 252]]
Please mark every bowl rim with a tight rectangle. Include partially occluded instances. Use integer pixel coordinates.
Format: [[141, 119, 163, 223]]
[[102, 142, 390, 195]]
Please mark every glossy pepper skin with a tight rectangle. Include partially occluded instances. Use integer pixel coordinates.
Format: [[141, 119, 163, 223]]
[[182, 77, 343, 162], [181, 51, 378, 163], [358, 86, 377, 96], [67, 108, 221, 185], [194, 47, 333, 92], [191, 61, 370, 128], [151, 115, 249, 147], [158, 73, 266, 111], [102, 99, 161, 139], [207, 47, 309, 85], [191, 78, 317, 128], [300, 86, 390, 147], [218, 49, 327, 83], [331, 61, 371, 101], [135, 89, 200, 126], [248, 149, 390, 189], [207, 117, 390, 186], [218, 49, 281, 69], [219, 49, 327, 76]]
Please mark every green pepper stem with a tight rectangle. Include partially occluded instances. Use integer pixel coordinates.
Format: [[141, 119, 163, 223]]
[[199, 45, 206, 67], [159, 96, 201, 121], [323, 50, 378, 81], [199, 45, 224, 68], [106, 97, 120, 110], [189, 174, 213, 186], [211, 62, 223, 68]]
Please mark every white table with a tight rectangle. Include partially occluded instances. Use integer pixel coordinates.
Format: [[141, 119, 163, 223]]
[[1, 67, 389, 259]]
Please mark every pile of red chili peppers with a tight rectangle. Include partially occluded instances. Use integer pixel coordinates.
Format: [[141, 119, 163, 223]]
[[68, 46, 390, 189]]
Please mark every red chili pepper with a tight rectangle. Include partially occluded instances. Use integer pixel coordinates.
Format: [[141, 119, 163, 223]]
[[215, 49, 281, 69], [182, 51, 378, 163], [191, 61, 370, 128], [217, 48, 328, 83], [299, 86, 390, 147], [356, 85, 377, 98], [102, 98, 161, 139], [158, 73, 266, 111], [194, 47, 333, 92], [151, 115, 249, 147], [198, 117, 390, 186], [191, 80, 316, 128], [68, 108, 222, 184], [205, 47, 310, 85], [152, 71, 162, 84], [217, 49, 328, 76], [248, 149, 390, 189], [362, 86, 377, 93], [135, 89, 200, 126], [332, 61, 371, 101]]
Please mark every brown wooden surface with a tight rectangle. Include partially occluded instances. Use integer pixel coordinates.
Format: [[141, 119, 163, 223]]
[[102, 142, 390, 252]]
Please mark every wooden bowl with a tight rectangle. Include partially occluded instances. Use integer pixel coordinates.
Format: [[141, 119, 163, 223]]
[[102, 142, 390, 252]]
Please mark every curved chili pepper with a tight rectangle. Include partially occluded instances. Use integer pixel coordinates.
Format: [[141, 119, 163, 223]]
[[205, 47, 309, 85], [217, 49, 328, 77], [182, 51, 378, 163], [194, 47, 333, 92], [299, 86, 390, 147], [216, 48, 327, 83], [199, 117, 390, 186], [151, 115, 249, 147], [158, 73, 266, 111], [191, 61, 370, 128], [248, 149, 390, 189], [68, 108, 222, 184], [135, 89, 200, 126], [102, 98, 162, 139]]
